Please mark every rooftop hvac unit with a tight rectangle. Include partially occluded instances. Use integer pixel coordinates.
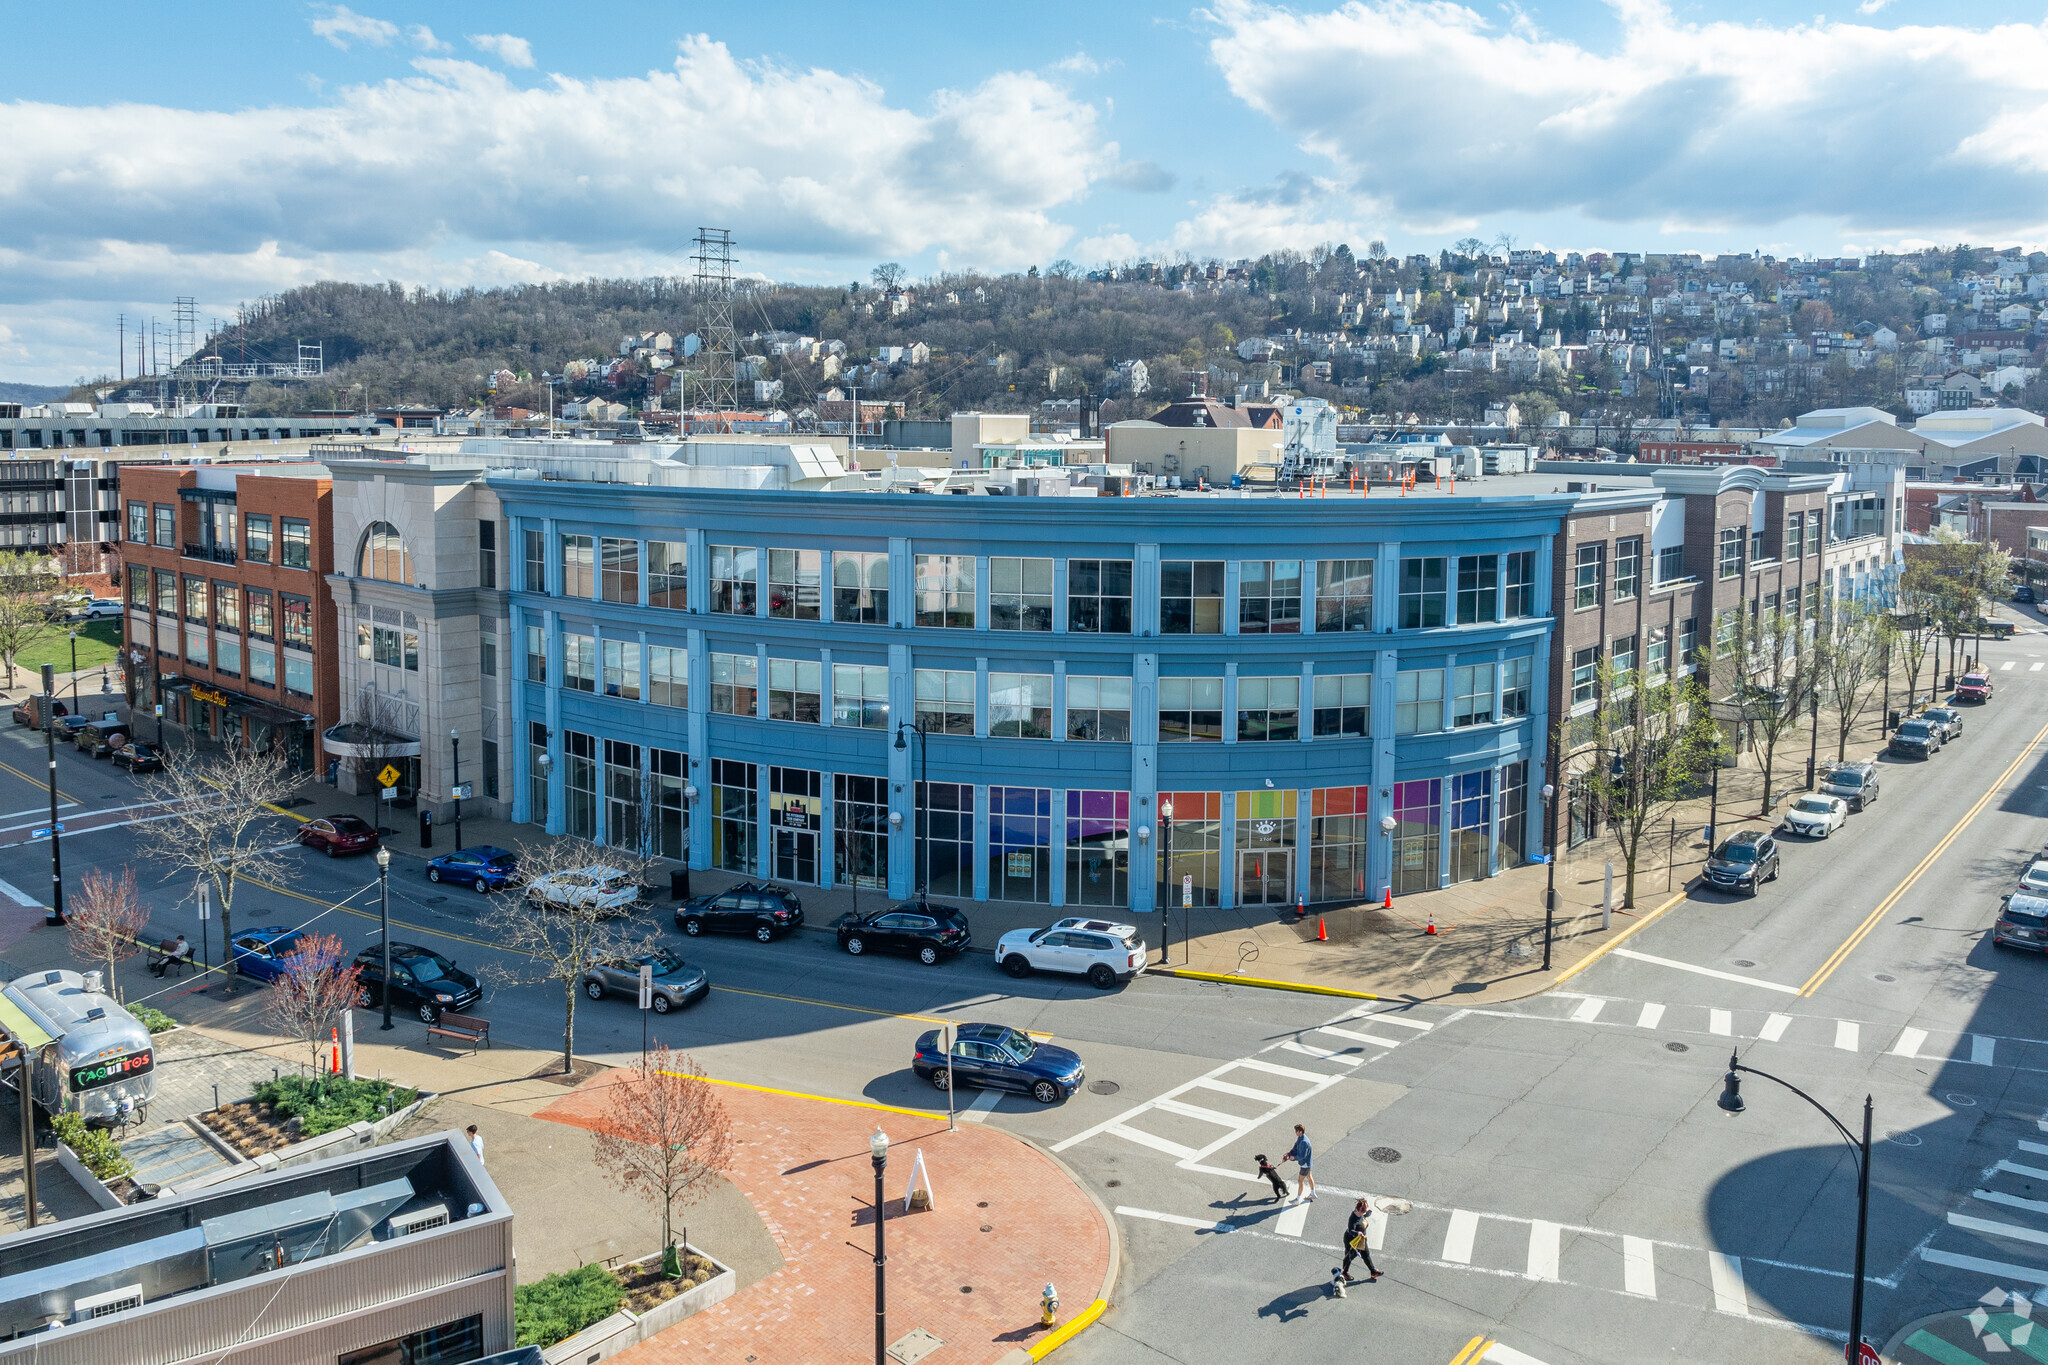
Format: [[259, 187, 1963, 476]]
[[386, 1203, 450, 1238], [72, 1284, 143, 1322]]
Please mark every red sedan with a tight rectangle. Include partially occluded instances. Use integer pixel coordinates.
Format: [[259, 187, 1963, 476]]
[[298, 815, 381, 857]]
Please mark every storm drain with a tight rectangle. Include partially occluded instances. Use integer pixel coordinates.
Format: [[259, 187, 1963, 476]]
[[1368, 1147, 1402, 1164], [1088, 1080, 1120, 1096], [1666, 1042, 1690, 1053]]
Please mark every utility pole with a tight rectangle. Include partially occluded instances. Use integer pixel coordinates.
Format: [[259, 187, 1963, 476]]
[[40, 666, 64, 926]]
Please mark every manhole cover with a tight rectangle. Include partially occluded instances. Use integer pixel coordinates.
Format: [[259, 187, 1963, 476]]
[[978, 1225, 991, 1233], [1368, 1147, 1402, 1164], [1088, 1080, 1120, 1096], [887, 1328, 945, 1365], [960, 1285, 973, 1293], [1666, 1041, 1690, 1052], [1105, 1180, 1120, 1188], [1947, 1093, 1978, 1107], [1731, 959, 1756, 968], [1887, 1131, 1924, 1147], [976, 1201, 988, 1208], [1875, 973, 1897, 983]]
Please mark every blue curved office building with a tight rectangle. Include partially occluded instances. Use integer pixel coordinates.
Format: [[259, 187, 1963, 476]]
[[482, 447, 1567, 914]]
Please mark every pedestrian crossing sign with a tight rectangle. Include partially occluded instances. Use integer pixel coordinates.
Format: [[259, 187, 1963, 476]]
[[377, 764, 402, 788]]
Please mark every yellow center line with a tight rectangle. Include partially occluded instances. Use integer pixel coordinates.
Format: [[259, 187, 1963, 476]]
[[1799, 715, 2048, 997], [0, 755, 79, 806], [1447, 1337, 1491, 1365]]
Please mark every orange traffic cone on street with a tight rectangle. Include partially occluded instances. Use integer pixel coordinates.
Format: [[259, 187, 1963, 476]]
[[1295, 894, 1306, 920], [1424, 915, 1437, 936], [330, 1027, 341, 1075], [1317, 917, 1328, 942], [1383, 887, 1393, 910]]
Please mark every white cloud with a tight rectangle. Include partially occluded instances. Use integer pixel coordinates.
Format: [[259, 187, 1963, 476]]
[[1205, 0, 2048, 240], [1856, 0, 1896, 13], [407, 24, 449, 52], [310, 5, 397, 49], [467, 32, 535, 68]]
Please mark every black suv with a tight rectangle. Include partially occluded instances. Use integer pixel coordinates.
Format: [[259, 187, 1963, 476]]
[[1889, 717, 1943, 759], [353, 942, 482, 1023], [675, 882, 804, 942], [834, 902, 972, 965], [1705, 830, 1780, 897]]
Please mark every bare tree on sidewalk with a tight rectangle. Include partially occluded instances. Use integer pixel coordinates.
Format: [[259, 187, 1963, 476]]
[[0, 550, 60, 690], [1725, 605, 1812, 817], [478, 835, 664, 1075], [135, 744, 300, 994], [1818, 597, 1889, 761], [67, 867, 150, 1002], [264, 932, 361, 1081], [590, 1044, 733, 1262]]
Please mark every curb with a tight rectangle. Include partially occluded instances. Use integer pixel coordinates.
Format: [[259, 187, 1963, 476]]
[[1002, 1129, 1121, 1364], [1148, 967, 1377, 1000]]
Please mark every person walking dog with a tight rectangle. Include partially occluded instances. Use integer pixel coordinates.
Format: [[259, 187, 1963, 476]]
[[1341, 1198, 1381, 1283], [1283, 1123, 1316, 1202]]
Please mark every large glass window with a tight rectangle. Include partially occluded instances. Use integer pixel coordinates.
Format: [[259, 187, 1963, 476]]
[[564, 633, 596, 692], [1238, 560, 1301, 634], [600, 538, 640, 604], [711, 545, 758, 615], [248, 647, 276, 687], [990, 557, 1053, 631], [1613, 538, 1641, 601], [647, 541, 686, 609], [711, 758, 756, 873], [153, 569, 176, 616], [649, 645, 687, 708], [650, 748, 686, 860], [1806, 513, 1822, 557], [243, 512, 270, 563], [1647, 625, 1669, 682], [1235, 788, 1297, 908], [1158, 676, 1224, 742], [1656, 544, 1686, 584], [832, 664, 890, 729], [525, 625, 547, 683], [1680, 617, 1698, 663], [1453, 662, 1495, 727], [359, 523, 411, 583], [564, 731, 597, 840], [605, 740, 642, 854], [1315, 560, 1373, 632], [1499, 761, 1530, 870], [562, 534, 595, 598], [154, 503, 176, 548], [338, 1313, 486, 1365], [1571, 645, 1600, 702], [711, 652, 758, 715], [215, 636, 241, 677], [480, 630, 496, 677], [1313, 673, 1370, 737], [280, 593, 313, 650], [183, 575, 207, 623], [1159, 560, 1224, 634], [1786, 512, 1805, 560], [1400, 557, 1447, 628], [1159, 791, 1222, 908], [1456, 555, 1498, 624], [989, 672, 1053, 738], [769, 767, 821, 884], [523, 527, 545, 592], [129, 571, 148, 609], [280, 517, 311, 570], [126, 500, 147, 544], [1574, 543, 1604, 608], [1236, 676, 1299, 741], [1392, 778, 1441, 896], [920, 781, 976, 899], [1448, 770, 1493, 884], [1501, 655, 1533, 718], [246, 587, 273, 639], [914, 554, 976, 628], [213, 580, 240, 632], [603, 639, 641, 700], [284, 653, 313, 696], [1310, 787, 1372, 904], [988, 786, 1051, 904], [185, 627, 207, 666], [1718, 527, 1743, 580], [833, 551, 889, 623], [1612, 632, 1636, 685], [478, 519, 497, 589], [1066, 791, 1129, 907], [1065, 676, 1131, 742], [914, 668, 975, 735], [528, 722, 550, 825], [1395, 669, 1444, 734], [1504, 550, 1535, 617], [1067, 559, 1132, 634], [768, 548, 821, 620], [835, 773, 889, 889], [768, 658, 822, 723]]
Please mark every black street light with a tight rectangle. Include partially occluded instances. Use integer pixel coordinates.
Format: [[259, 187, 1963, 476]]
[[39, 665, 64, 926], [869, 1127, 889, 1365], [1805, 686, 1821, 791], [1716, 1052, 1872, 1360], [893, 721, 927, 904], [66, 631, 78, 707], [450, 728, 463, 852], [1539, 780, 1557, 970], [375, 846, 394, 1031]]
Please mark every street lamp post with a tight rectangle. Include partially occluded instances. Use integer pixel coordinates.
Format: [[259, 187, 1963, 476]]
[[1378, 810, 1398, 906], [869, 1128, 889, 1365], [375, 847, 393, 1031], [1717, 1054, 1872, 1360], [450, 728, 463, 852], [1805, 687, 1821, 791], [1158, 799, 1174, 967], [40, 665, 64, 926], [67, 631, 77, 707], [1539, 782, 1557, 970], [893, 721, 927, 905]]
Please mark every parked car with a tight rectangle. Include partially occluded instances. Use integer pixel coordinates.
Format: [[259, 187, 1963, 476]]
[[911, 1022, 1085, 1105], [581, 948, 710, 1013], [111, 741, 164, 774], [1996, 890, 2048, 952], [67, 599, 122, 621], [1956, 669, 1994, 704], [1704, 830, 1781, 897], [1889, 717, 1943, 759], [2018, 584, 2038, 605], [8, 698, 65, 729], [995, 920, 1147, 988], [1780, 794, 1850, 840], [834, 902, 971, 965], [76, 720, 132, 758], [228, 926, 307, 982], [353, 942, 481, 1023], [426, 845, 518, 892], [52, 714, 91, 743], [1818, 761, 1880, 811], [527, 865, 644, 916], [1924, 706, 1965, 740], [297, 815, 381, 857], [675, 882, 804, 941], [2019, 861, 2048, 895]]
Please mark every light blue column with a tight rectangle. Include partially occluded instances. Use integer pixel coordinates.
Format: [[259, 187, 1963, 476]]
[[1052, 660, 1067, 743], [755, 642, 769, 721], [686, 625, 709, 870], [1487, 762, 1504, 877], [887, 641, 913, 900], [543, 518, 561, 597], [890, 537, 913, 628], [1368, 647, 1397, 899], [509, 600, 530, 826], [1135, 543, 1160, 637], [973, 784, 990, 902], [975, 658, 989, 738], [1294, 791, 1312, 905], [1375, 542, 1401, 633], [543, 608, 564, 836], [686, 530, 708, 613], [755, 758, 773, 880], [974, 555, 990, 631], [1049, 788, 1067, 908], [1299, 661, 1315, 746], [1219, 789, 1236, 911], [1052, 559, 1069, 634], [819, 648, 834, 728], [1223, 559, 1241, 637], [820, 769, 836, 889], [1222, 663, 1238, 745], [1132, 652, 1159, 914], [1300, 559, 1318, 635]]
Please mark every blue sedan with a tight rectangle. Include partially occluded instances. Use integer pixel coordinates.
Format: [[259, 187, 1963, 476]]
[[911, 1022, 1084, 1106], [426, 846, 518, 892], [228, 927, 307, 982]]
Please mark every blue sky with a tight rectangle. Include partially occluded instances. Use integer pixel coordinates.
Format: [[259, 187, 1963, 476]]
[[2, 0, 2045, 384]]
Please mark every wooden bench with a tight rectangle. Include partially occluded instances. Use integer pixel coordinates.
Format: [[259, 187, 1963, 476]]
[[426, 1011, 491, 1051]]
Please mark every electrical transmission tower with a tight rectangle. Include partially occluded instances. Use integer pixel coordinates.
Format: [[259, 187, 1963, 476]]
[[689, 228, 738, 429]]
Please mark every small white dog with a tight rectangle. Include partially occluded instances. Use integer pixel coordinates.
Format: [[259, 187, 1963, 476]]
[[1330, 1266, 1348, 1299]]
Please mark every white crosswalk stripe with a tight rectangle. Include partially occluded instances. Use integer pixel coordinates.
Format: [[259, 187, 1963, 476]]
[[2004, 660, 2017, 671], [1636, 1002, 1665, 1029], [1527, 1220, 1561, 1281], [1892, 1027, 1929, 1058], [1836, 1020, 1860, 1051], [1922, 1108, 2048, 1288], [2034, 662, 2045, 672], [1709, 1253, 1748, 1315], [1443, 1209, 1479, 1264], [1570, 997, 1605, 1023], [1275, 1201, 1309, 1238], [1623, 1235, 1657, 1298]]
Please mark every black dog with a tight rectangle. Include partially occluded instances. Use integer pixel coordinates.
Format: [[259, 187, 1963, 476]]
[[1254, 1154, 1289, 1201]]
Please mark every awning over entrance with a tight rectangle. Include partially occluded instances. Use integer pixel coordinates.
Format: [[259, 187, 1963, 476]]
[[161, 676, 314, 730], [321, 722, 423, 760]]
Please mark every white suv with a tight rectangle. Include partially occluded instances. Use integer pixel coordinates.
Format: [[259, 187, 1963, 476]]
[[996, 919, 1147, 989], [527, 866, 643, 916]]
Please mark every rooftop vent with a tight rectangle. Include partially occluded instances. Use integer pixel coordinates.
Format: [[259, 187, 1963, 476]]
[[386, 1203, 449, 1239], [71, 1284, 143, 1323]]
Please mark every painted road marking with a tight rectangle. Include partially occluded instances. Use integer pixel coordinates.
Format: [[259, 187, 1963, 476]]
[[1194, 1077, 1288, 1105], [1368, 1204, 1387, 1250], [1233, 1057, 1330, 1084], [2035, 663, 2045, 673], [1951, 1212, 2048, 1247], [1893, 1027, 1929, 1059], [1348, 1011, 1433, 1031], [1275, 1201, 1310, 1238], [1922, 1247, 2048, 1284], [1710, 1009, 1733, 1037], [1104, 1124, 1198, 1160], [1317, 1024, 1406, 1048], [1837, 1021, 1861, 1051], [1708, 1253, 1748, 1316], [1609, 947, 1802, 994], [2006, 661, 2018, 671], [1153, 1098, 1252, 1128], [1527, 1221, 1561, 1281], [1569, 998, 1604, 1023], [1976, 1189, 2048, 1217], [1116, 1206, 1226, 1232], [1998, 1161, 2048, 1181], [1623, 1235, 1657, 1298], [1760, 1013, 1793, 1042], [1636, 1003, 1665, 1029], [1483, 1345, 1552, 1365], [2022, 1140, 2048, 1157], [1443, 1209, 1479, 1264], [958, 1088, 1002, 1123], [1277, 1040, 1362, 1065], [1975, 1035, 1998, 1066]]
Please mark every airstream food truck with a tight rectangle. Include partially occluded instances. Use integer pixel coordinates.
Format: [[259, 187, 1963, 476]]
[[0, 970, 155, 1126]]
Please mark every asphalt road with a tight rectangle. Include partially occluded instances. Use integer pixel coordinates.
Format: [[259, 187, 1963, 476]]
[[10, 635, 2048, 1364]]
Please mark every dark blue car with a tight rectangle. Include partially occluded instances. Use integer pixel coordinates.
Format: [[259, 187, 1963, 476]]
[[228, 926, 307, 982], [911, 1022, 1084, 1106], [426, 845, 518, 892]]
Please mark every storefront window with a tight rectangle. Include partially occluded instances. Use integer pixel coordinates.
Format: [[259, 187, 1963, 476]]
[[1448, 770, 1493, 884], [1498, 762, 1529, 870], [920, 781, 975, 898], [1159, 792, 1222, 909], [988, 786, 1050, 904], [1065, 790, 1129, 907], [1235, 789, 1297, 908], [770, 767, 822, 884], [712, 758, 756, 873], [605, 740, 641, 853], [564, 730, 597, 841], [650, 748, 686, 861], [1309, 787, 1372, 904], [1393, 779, 1441, 896], [835, 774, 889, 889]]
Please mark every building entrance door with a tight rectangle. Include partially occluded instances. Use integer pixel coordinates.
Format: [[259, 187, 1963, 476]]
[[1237, 850, 1292, 907], [774, 827, 817, 884]]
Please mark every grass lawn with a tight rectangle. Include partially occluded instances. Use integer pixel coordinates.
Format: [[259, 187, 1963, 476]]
[[8, 619, 119, 678]]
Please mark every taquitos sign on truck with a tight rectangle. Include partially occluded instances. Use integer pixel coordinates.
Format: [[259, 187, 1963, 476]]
[[70, 1049, 153, 1093]]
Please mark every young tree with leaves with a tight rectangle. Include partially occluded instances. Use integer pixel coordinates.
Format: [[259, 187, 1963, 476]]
[[479, 836, 664, 1074], [67, 867, 150, 1002], [591, 1045, 734, 1263], [0, 551, 59, 690], [1818, 597, 1890, 761], [264, 932, 361, 1080], [135, 745, 300, 994]]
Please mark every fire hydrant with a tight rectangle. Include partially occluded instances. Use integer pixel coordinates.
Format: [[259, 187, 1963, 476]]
[[1041, 1282, 1060, 1328]]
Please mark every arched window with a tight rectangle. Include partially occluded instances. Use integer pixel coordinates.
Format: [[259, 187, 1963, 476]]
[[358, 523, 412, 584]]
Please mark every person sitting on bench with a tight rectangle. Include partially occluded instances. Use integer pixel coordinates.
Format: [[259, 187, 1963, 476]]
[[150, 934, 192, 977]]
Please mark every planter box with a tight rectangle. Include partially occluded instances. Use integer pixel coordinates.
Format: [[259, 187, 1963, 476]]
[[539, 1245, 734, 1365], [54, 1141, 126, 1212], [168, 1093, 434, 1196]]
